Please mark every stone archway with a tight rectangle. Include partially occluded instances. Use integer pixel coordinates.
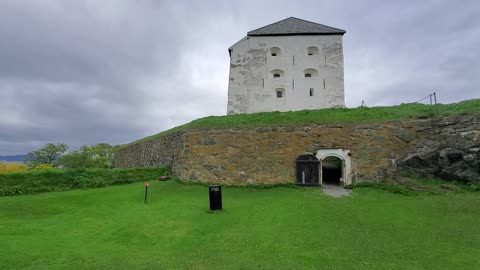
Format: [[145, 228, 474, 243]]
[[316, 149, 352, 187]]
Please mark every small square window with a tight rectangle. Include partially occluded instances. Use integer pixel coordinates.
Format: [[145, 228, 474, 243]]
[[305, 74, 312, 78], [273, 74, 280, 78], [271, 53, 277, 56], [276, 91, 283, 98], [309, 88, 314, 96]]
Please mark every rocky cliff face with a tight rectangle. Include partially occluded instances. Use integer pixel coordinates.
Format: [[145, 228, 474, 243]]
[[115, 114, 480, 184], [398, 114, 480, 183]]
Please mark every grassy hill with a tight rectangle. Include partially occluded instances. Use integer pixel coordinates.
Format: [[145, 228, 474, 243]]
[[129, 99, 480, 146], [1, 181, 479, 269]]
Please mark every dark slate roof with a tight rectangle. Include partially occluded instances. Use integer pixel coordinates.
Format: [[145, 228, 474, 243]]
[[247, 17, 345, 36]]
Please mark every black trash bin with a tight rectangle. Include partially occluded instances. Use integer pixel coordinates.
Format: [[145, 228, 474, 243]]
[[208, 185, 222, 211]]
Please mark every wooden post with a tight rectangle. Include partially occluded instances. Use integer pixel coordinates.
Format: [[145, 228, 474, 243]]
[[144, 182, 149, 204], [319, 160, 323, 186]]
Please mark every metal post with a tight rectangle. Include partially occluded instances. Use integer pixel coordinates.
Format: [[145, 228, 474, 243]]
[[433, 92, 437, 104], [429, 94, 432, 105]]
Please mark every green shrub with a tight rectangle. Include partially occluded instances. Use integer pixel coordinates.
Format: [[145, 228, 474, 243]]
[[0, 167, 170, 196], [468, 183, 480, 192], [0, 185, 24, 196], [72, 173, 95, 189]]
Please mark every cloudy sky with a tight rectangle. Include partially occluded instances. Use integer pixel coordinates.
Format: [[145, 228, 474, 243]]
[[0, 0, 479, 155]]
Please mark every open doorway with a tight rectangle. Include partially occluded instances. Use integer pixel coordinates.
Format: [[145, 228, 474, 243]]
[[316, 149, 351, 187], [321, 156, 343, 185]]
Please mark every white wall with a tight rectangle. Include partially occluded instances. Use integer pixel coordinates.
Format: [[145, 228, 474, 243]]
[[227, 35, 345, 114]]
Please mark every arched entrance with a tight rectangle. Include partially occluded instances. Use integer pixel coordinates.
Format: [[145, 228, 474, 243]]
[[316, 149, 352, 187], [321, 156, 343, 185]]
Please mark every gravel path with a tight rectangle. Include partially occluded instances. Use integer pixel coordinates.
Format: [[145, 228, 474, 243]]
[[322, 183, 351, 197]]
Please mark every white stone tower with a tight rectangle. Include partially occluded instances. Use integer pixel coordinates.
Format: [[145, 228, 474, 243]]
[[227, 17, 346, 115]]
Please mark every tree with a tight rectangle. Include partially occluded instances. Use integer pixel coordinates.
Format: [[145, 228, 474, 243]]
[[57, 150, 88, 169], [25, 143, 68, 167], [59, 143, 119, 168]]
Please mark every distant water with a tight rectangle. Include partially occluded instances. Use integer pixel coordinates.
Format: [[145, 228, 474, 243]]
[[0, 155, 26, 162]]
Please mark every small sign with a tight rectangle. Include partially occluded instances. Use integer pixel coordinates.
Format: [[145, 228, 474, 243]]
[[145, 182, 149, 187]]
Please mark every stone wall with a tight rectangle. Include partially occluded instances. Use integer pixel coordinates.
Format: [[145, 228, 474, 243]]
[[114, 114, 480, 184], [115, 131, 186, 172]]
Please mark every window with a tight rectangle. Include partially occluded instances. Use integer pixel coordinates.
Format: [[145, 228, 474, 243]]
[[275, 88, 285, 98], [270, 47, 281, 56], [270, 69, 285, 78], [309, 88, 314, 96], [304, 68, 319, 78], [307, 46, 319, 56]]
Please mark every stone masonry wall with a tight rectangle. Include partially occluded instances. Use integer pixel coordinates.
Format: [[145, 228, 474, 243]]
[[114, 114, 480, 184], [115, 131, 186, 172]]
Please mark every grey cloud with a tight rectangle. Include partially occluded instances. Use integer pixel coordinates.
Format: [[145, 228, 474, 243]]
[[0, 0, 479, 155]]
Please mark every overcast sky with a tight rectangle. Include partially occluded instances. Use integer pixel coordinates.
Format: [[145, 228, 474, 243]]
[[0, 0, 479, 155]]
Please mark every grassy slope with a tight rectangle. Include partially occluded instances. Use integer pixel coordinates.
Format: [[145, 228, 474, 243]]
[[129, 99, 480, 146], [1, 181, 479, 269]]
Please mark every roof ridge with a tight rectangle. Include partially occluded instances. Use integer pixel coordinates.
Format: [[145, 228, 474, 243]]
[[247, 17, 345, 36], [247, 17, 292, 35], [288, 17, 347, 33]]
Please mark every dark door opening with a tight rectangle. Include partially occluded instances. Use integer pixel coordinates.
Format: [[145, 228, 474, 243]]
[[295, 154, 319, 186], [321, 156, 343, 185]]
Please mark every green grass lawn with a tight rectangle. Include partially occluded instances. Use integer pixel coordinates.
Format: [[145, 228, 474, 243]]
[[1, 181, 479, 270]]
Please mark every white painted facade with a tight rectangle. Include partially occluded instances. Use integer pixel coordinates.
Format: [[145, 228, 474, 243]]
[[227, 35, 345, 114]]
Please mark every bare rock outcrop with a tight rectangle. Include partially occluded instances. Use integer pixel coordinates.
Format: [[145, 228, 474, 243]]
[[398, 115, 480, 183]]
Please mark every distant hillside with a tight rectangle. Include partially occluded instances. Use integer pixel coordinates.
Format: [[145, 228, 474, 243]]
[[127, 99, 480, 147], [0, 155, 25, 162]]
